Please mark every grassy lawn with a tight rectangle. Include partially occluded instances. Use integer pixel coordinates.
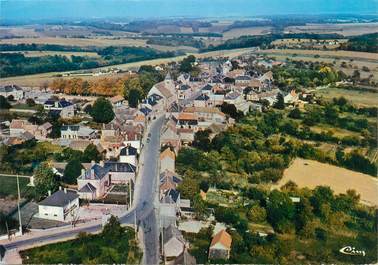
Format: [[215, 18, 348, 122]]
[[206, 189, 242, 207], [0, 175, 31, 198], [11, 103, 40, 110]]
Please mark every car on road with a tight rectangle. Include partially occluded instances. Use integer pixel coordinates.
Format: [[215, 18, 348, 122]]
[[147, 138, 150, 143], [148, 133, 151, 137]]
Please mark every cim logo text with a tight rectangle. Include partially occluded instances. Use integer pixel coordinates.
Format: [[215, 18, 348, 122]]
[[339, 246, 366, 257]]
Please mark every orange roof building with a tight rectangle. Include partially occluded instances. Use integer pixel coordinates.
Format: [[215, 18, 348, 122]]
[[160, 148, 176, 173], [209, 230, 232, 260], [160, 148, 176, 160]]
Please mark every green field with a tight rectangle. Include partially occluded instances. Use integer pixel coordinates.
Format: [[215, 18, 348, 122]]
[[0, 175, 31, 198]]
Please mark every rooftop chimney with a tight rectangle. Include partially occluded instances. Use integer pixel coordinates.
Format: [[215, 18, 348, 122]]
[[81, 169, 85, 176], [59, 186, 62, 191], [64, 188, 67, 194], [48, 190, 51, 196], [100, 160, 105, 167], [91, 160, 96, 166]]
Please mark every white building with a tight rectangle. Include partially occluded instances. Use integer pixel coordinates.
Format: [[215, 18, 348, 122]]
[[0, 85, 24, 101], [119, 145, 138, 166], [38, 189, 79, 222]]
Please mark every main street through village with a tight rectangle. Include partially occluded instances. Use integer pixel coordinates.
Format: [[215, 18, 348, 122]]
[[1, 116, 165, 265]]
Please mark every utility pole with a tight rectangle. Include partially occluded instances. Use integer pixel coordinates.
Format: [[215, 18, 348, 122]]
[[134, 210, 137, 240], [16, 174, 23, 235]]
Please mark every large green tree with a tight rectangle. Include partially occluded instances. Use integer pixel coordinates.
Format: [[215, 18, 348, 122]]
[[64, 159, 83, 184], [0, 96, 11, 109], [90, 97, 114, 123], [33, 162, 59, 199], [128, 88, 141, 108], [82, 144, 102, 163]]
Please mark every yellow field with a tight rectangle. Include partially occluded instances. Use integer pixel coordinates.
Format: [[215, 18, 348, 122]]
[[257, 49, 378, 61], [0, 50, 100, 57], [315, 87, 378, 107], [274, 158, 378, 206], [223, 26, 272, 39], [284, 22, 378, 36]]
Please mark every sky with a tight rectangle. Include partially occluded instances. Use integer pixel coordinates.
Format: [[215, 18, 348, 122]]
[[0, 0, 377, 21]]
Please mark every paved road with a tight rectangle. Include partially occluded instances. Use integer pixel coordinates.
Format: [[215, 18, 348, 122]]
[[2, 116, 165, 265]]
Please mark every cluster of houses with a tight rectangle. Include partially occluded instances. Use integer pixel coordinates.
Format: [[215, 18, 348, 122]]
[[1, 54, 304, 263]]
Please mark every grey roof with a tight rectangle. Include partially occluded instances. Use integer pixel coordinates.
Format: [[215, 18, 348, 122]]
[[179, 84, 190, 91], [163, 224, 184, 245], [79, 183, 96, 193], [235, 75, 251, 81], [81, 164, 109, 180], [0, 85, 22, 93], [61, 125, 80, 131], [39, 190, 79, 207], [120, 145, 137, 156], [174, 249, 197, 265], [201, 84, 212, 91], [195, 94, 209, 101], [162, 189, 180, 203], [225, 91, 241, 100], [104, 161, 136, 173]]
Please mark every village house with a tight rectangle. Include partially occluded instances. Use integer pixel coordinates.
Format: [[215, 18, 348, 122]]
[[177, 112, 198, 131], [177, 84, 192, 100], [119, 144, 138, 166], [44, 99, 75, 118], [177, 128, 195, 145], [160, 148, 176, 173], [38, 188, 79, 222], [209, 229, 232, 260], [163, 225, 186, 260], [284, 90, 299, 104], [77, 162, 110, 200], [160, 170, 182, 198], [225, 69, 245, 79], [35, 122, 53, 140], [61, 125, 96, 140], [160, 122, 181, 153], [147, 74, 176, 109], [165, 102, 184, 120], [104, 161, 136, 184], [9, 119, 52, 140], [224, 91, 251, 114], [183, 107, 226, 124], [0, 85, 24, 100], [177, 73, 191, 85], [193, 94, 210, 108], [235, 75, 252, 86], [110, 95, 127, 107], [9, 119, 35, 136]]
